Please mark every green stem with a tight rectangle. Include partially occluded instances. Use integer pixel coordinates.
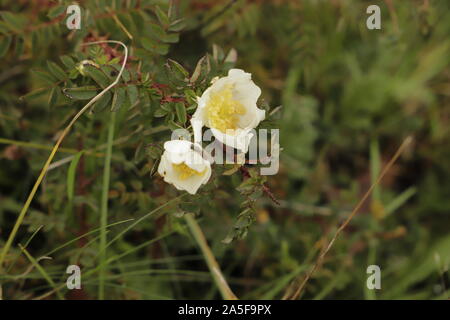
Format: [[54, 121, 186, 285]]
[[184, 214, 237, 300], [98, 111, 116, 300], [19, 245, 64, 300], [0, 137, 86, 155]]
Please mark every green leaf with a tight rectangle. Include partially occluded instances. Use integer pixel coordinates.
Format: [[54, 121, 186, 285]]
[[100, 64, 120, 80], [0, 35, 12, 57], [47, 61, 67, 81], [92, 91, 112, 113], [19, 87, 47, 101], [167, 119, 182, 130], [60, 55, 76, 69], [161, 102, 173, 112], [47, 5, 66, 19], [222, 164, 242, 176], [111, 87, 126, 111], [165, 59, 188, 87], [148, 23, 166, 40], [47, 87, 58, 108], [32, 69, 57, 84], [1, 12, 26, 32], [184, 89, 197, 105], [221, 232, 235, 244], [168, 19, 186, 32], [67, 151, 84, 202], [154, 6, 170, 27], [68, 68, 79, 79], [167, 59, 189, 78], [154, 109, 168, 118], [175, 101, 186, 124], [121, 68, 131, 82], [141, 37, 169, 55], [190, 55, 210, 83], [83, 65, 110, 88], [62, 86, 98, 100], [127, 85, 139, 106], [161, 33, 179, 44]]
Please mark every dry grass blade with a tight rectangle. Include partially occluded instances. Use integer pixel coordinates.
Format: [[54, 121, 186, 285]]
[[284, 136, 413, 300]]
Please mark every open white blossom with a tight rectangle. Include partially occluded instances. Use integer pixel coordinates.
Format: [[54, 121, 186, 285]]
[[191, 69, 265, 152], [157, 140, 211, 195]]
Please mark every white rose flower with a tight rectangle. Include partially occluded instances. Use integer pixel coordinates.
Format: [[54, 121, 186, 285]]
[[191, 69, 265, 152], [157, 140, 212, 195]]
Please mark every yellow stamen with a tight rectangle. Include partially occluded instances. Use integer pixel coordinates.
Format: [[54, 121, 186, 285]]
[[172, 162, 206, 180], [206, 84, 246, 133]]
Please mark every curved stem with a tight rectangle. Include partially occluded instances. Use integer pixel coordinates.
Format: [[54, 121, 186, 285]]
[[0, 40, 128, 270]]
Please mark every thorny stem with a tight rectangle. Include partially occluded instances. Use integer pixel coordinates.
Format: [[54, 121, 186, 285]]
[[240, 166, 280, 205]]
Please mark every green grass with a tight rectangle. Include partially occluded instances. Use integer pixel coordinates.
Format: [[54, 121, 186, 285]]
[[98, 111, 116, 300]]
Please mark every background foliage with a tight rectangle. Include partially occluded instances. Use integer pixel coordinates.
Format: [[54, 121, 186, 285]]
[[0, 0, 449, 299]]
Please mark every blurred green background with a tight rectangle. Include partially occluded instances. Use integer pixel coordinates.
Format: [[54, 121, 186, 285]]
[[0, 0, 449, 299]]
